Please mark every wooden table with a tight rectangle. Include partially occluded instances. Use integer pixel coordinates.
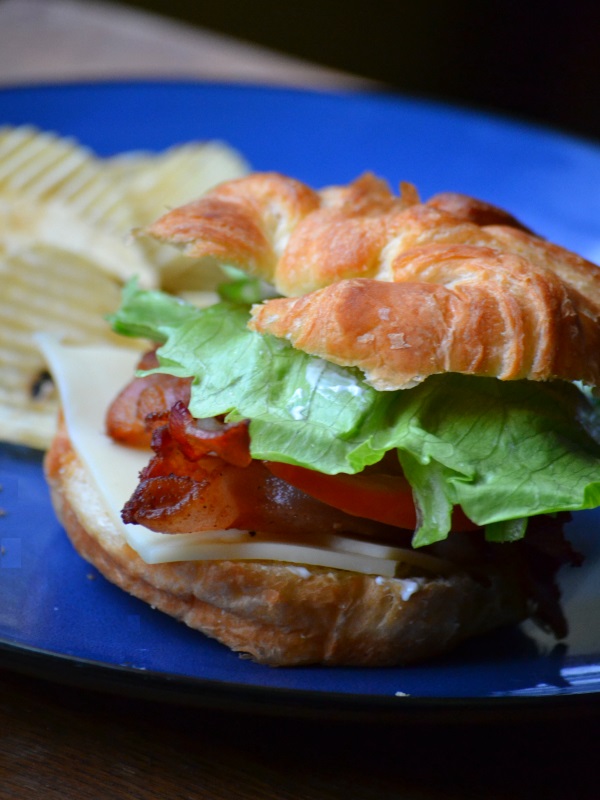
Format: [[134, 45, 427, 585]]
[[0, 2, 598, 797], [0, 0, 372, 91], [1, 665, 599, 799]]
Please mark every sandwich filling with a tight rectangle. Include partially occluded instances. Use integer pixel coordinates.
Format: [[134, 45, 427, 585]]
[[93, 279, 598, 637], [108, 282, 600, 550], [45, 171, 600, 648]]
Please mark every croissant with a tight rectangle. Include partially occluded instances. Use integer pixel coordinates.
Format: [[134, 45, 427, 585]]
[[146, 172, 600, 389]]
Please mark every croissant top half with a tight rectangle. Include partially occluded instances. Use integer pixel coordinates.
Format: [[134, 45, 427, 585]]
[[146, 172, 600, 390]]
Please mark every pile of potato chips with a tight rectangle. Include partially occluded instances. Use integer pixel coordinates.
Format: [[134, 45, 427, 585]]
[[0, 125, 249, 449]]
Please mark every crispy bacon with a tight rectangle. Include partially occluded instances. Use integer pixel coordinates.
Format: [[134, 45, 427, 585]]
[[121, 401, 412, 542], [165, 401, 252, 468], [106, 350, 192, 448]]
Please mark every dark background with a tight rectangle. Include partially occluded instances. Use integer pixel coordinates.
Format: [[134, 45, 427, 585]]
[[118, 0, 600, 142]]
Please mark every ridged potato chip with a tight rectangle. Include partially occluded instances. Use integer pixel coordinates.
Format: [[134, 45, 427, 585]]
[[0, 126, 248, 279], [0, 125, 135, 232], [0, 192, 155, 284], [0, 125, 249, 448], [106, 140, 249, 225], [0, 245, 139, 449], [106, 140, 250, 290]]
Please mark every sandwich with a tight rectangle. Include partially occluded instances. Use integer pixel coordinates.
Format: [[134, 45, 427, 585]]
[[43, 171, 600, 666]]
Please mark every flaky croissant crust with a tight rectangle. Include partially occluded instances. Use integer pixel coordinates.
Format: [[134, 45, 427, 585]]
[[146, 172, 600, 389]]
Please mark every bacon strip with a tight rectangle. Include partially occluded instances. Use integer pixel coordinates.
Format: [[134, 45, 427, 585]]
[[105, 350, 191, 448], [121, 401, 412, 542], [165, 401, 252, 467]]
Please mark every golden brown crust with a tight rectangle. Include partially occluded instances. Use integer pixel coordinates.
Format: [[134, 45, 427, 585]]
[[250, 249, 600, 389], [145, 171, 600, 389], [145, 172, 321, 284], [44, 418, 529, 666], [145, 172, 419, 296], [425, 191, 534, 231]]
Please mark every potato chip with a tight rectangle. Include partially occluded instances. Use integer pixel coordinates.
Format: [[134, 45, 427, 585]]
[[106, 140, 249, 224], [0, 125, 135, 233], [0, 125, 93, 199], [0, 125, 158, 289], [0, 126, 250, 449], [0, 193, 155, 285], [0, 127, 249, 286], [0, 245, 142, 449], [0, 404, 58, 453], [107, 140, 249, 289]]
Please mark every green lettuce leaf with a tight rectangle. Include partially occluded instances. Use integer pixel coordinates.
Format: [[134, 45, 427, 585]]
[[107, 280, 202, 343], [110, 284, 600, 546]]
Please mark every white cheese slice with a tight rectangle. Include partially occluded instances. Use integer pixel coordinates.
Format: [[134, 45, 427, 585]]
[[37, 336, 450, 578]]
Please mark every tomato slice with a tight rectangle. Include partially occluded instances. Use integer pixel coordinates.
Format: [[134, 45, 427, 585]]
[[265, 462, 416, 528], [264, 461, 477, 532]]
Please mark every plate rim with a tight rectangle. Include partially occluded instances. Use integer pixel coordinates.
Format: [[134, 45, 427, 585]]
[[3, 638, 600, 724]]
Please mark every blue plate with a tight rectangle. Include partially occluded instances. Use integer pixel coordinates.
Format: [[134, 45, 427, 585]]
[[1, 81, 600, 720]]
